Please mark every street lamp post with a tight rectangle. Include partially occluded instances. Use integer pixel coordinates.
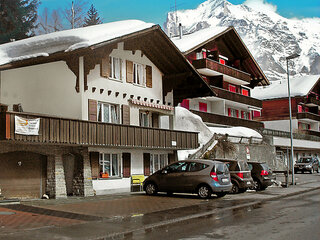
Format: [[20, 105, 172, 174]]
[[286, 53, 300, 185]]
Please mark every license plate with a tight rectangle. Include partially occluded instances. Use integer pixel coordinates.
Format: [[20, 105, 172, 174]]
[[222, 178, 228, 183]]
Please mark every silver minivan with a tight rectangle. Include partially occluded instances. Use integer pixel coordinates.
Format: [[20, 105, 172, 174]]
[[143, 159, 232, 199]]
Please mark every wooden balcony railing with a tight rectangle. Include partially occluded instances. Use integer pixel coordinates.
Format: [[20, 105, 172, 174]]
[[0, 111, 198, 150], [192, 59, 251, 83], [296, 112, 320, 122], [210, 86, 262, 108], [191, 110, 264, 129]]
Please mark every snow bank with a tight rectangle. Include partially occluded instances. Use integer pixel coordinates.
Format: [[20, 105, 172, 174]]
[[174, 107, 262, 160], [0, 20, 155, 66], [252, 75, 320, 100]]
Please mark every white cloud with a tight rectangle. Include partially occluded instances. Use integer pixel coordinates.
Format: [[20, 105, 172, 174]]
[[243, 0, 277, 13]]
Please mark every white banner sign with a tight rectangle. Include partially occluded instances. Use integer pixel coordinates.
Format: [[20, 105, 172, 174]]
[[15, 116, 40, 135]]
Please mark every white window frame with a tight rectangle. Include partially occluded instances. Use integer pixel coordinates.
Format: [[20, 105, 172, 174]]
[[150, 154, 168, 174], [110, 56, 122, 81], [97, 102, 120, 124], [230, 108, 237, 118], [242, 111, 249, 120], [99, 153, 121, 177], [133, 62, 145, 86]]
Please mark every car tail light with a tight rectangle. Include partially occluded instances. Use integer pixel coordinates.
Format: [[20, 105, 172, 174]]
[[236, 172, 244, 179], [261, 170, 268, 176], [210, 172, 219, 182]]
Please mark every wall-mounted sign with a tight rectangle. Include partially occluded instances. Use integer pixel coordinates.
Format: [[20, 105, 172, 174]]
[[171, 141, 177, 147], [15, 116, 40, 135]]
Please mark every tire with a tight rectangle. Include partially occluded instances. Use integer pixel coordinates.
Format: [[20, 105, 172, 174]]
[[231, 182, 239, 194], [197, 185, 212, 199], [145, 182, 157, 195], [238, 188, 247, 193], [254, 179, 262, 191], [216, 192, 226, 198]]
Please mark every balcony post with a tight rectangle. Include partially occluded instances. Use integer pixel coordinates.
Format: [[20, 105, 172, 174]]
[[47, 154, 67, 199], [80, 148, 94, 197]]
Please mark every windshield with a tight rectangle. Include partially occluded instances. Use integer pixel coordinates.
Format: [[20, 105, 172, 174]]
[[298, 158, 312, 163]]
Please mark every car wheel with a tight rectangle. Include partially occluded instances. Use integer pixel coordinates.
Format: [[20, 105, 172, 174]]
[[231, 182, 239, 194], [254, 179, 262, 191], [197, 185, 212, 199], [216, 192, 226, 198], [238, 188, 247, 193], [145, 182, 157, 195]]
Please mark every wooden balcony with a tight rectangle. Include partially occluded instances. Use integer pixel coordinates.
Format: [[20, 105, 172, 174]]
[[210, 86, 262, 108], [0, 112, 198, 150], [192, 59, 251, 83], [191, 110, 264, 129], [304, 96, 320, 107], [296, 112, 320, 122]]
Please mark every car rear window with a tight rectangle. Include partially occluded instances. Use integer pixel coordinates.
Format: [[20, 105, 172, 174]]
[[298, 158, 312, 163], [214, 163, 229, 174], [188, 162, 208, 172], [237, 161, 250, 171]]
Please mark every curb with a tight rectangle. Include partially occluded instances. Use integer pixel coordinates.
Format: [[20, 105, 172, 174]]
[[99, 184, 320, 240]]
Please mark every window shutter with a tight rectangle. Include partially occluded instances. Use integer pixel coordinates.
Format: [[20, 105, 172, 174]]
[[236, 110, 239, 118], [143, 153, 151, 176], [126, 60, 133, 83], [228, 108, 231, 117], [241, 111, 244, 119], [101, 56, 111, 78], [90, 152, 100, 179], [181, 99, 190, 109], [122, 104, 130, 125], [146, 65, 152, 88], [122, 153, 131, 178], [88, 99, 97, 121]]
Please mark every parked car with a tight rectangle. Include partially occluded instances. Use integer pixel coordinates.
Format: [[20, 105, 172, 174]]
[[143, 159, 232, 199], [216, 159, 254, 194], [248, 162, 274, 191], [294, 157, 320, 174]]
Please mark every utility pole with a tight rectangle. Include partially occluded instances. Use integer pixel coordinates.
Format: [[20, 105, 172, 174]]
[[72, 1, 75, 29]]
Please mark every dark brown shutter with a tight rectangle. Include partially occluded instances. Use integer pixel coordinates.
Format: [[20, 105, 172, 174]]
[[100, 56, 111, 78], [88, 99, 97, 121], [146, 65, 152, 88], [126, 60, 133, 83], [122, 104, 130, 125], [168, 152, 177, 164], [152, 113, 159, 128], [122, 153, 131, 178], [143, 153, 150, 176], [90, 152, 100, 179]]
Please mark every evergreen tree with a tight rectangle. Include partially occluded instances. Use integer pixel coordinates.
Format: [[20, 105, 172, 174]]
[[83, 4, 102, 27], [0, 0, 39, 44]]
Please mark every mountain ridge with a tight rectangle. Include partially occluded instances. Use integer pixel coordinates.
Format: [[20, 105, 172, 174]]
[[164, 0, 320, 81]]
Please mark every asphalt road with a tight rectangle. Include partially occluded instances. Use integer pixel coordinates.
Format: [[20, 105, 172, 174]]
[[131, 189, 320, 240]]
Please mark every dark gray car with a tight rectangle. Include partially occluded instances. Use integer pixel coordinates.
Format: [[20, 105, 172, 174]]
[[294, 157, 319, 174], [143, 160, 232, 199]]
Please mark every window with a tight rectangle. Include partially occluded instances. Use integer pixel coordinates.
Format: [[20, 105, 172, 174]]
[[242, 111, 250, 120], [298, 122, 310, 130], [188, 162, 208, 172], [165, 161, 188, 173], [241, 88, 249, 96], [199, 102, 207, 112], [140, 111, 151, 127], [99, 153, 121, 177], [150, 154, 168, 174], [228, 84, 236, 93], [98, 102, 119, 123], [228, 108, 238, 118], [253, 110, 261, 117], [298, 105, 303, 113], [133, 63, 145, 86], [110, 57, 122, 80]]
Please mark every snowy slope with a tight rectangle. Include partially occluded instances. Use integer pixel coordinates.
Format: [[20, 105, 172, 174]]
[[164, 0, 320, 81]]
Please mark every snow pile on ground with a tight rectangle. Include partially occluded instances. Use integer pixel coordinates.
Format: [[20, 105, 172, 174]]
[[0, 20, 155, 66], [174, 106, 262, 160]]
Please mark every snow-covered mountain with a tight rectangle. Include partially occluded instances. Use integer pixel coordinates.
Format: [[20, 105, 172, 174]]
[[164, 0, 320, 81]]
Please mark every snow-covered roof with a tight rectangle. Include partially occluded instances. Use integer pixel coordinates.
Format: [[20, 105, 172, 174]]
[[0, 20, 155, 66], [251, 75, 320, 100], [171, 26, 229, 53]]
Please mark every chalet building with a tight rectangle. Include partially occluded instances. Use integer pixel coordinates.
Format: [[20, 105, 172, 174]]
[[0, 20, 213, 199], [171, 26, 269, 129], [252, 75, 320, 162]]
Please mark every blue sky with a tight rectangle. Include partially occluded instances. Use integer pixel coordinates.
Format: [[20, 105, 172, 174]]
[[39, 0, 320, 26]]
